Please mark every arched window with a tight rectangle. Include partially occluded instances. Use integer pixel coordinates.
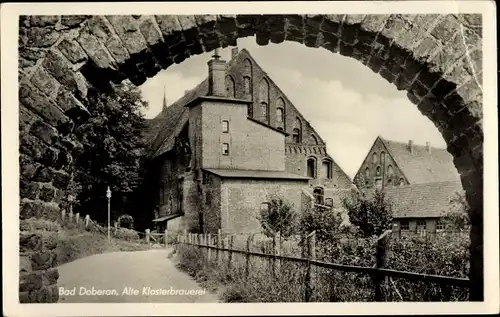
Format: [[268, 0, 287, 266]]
[[380, 151, 385, 165], [260, 102, 268, 118], [387, 165, 394, 177], [293, 117, 302, 143], [399, 178, 405, 186], [225, 75, 235, 98], [243, 58, 252, 76], [259, 78, 270, 122], [292, 128, 300, 143], [376, 166, 381, 176], [322, 160, 332, 179], [313, 187, 324, 205], [307, 158, 316, 178], [365, 167, 370, 179], [276, 107, 284, 123], [312, 134, 319, 145], [372, 152, 378, 164], [243, 76, 252, 100]]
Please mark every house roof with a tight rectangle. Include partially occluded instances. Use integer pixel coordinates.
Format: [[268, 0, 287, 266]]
[[372, 181, 464, 218], [380, 137, 461, 184], [203, 168, 311, 181]]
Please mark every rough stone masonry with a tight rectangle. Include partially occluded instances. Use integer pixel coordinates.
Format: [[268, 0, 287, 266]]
[[18, 14, 483, 302]]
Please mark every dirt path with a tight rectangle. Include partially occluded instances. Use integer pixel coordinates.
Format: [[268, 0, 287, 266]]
[[57, 249, 218, 303]]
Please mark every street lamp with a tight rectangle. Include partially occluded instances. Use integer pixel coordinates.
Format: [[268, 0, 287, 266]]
[[106, 186, 112, 241]]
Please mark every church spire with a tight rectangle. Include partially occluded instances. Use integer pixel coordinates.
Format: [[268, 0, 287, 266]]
[[162, 86, 168, 111]]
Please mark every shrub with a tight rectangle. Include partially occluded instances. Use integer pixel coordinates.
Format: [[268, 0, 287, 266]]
[[20, 218, 61, 232], [298, 204, 345, 243], [258, 196, 297, 239], [343, 189, 393, 237], [113, 227, 140, 241]]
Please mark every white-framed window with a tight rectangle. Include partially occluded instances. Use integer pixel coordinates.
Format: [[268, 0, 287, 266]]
[[222, 143, 229, 155], [417, 220, 427, 236], [436, 219, 446, 231], [222, 120, 229, 133]]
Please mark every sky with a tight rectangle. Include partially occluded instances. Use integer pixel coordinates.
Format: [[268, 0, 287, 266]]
[[139, 36, 447, 179]]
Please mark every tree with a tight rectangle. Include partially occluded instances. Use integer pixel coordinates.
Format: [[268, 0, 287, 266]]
[[342, 189, 393, 238], [72, 81, 149, 225], [298, 204, 346, 243], [443, 190, 470, 231], [258, 196, 297, 239]]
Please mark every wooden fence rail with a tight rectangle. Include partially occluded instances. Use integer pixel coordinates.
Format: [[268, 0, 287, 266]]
[[177, 230, 471, 301]]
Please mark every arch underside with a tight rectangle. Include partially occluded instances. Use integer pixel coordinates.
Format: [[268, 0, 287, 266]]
[[18, 14, 484, 300]]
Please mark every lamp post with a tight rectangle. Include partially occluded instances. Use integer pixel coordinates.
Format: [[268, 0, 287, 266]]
[[106, 186, 112, 241]]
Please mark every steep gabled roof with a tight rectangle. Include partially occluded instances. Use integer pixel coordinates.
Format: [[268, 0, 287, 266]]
[[380, 137, 461, 184], [377, 181, 464, 218]]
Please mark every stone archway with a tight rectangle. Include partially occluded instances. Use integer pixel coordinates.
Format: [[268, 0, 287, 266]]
[[18, 14, 483, 301]]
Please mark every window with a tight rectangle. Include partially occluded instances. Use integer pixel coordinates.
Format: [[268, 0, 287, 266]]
[[276, 107, 284, 123], [376, 166, 381, 176], [292, 128, 301, 143], [417, 220, 427, 236], [243, 76, 252, 99], [322, 160, 332, 179], [374, 178, 382, 190], [380, 151, 386, 164], [387, 165, 394, 177], [325, 198, 333, 207], [222, 143, 229, 155], [260, 102, 268, 118], [436, 219, 446, 231], [372, 152, 378, 164], [307, 158, 316, 178], [225, 76, 235, 98], [399, 178, 405, 186], [313, 187, 324, 205], [400, 220, 409, 231], [387, 178, 392, 185], [365, 167, 370, 179], [222, 120, 229, 133]]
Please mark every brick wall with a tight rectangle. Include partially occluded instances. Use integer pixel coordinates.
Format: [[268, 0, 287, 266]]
[[197, 99, 286, 171], [353, 137, 407, 189], [220, 178, 309, 234]]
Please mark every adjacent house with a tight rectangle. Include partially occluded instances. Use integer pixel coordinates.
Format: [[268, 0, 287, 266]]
[[144, 48, 352, 234], [353, 136, 464, 235]]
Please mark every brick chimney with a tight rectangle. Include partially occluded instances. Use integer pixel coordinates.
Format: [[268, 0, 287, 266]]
[[231, 47, 239, 60], [426, 141, 431, 153], [408, 140, 414, 153], [207, 48, 226, 97]]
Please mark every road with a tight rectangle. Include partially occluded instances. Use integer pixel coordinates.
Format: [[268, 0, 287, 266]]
[[57, 249, 219, 303]]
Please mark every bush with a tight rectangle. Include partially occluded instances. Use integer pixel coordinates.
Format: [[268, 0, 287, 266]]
[[20, 218, 61, 232], [258, 196, 297, 239], [298, 204, 345, 243], [113, 227, 140, 241], [343, 189, 393, 237]]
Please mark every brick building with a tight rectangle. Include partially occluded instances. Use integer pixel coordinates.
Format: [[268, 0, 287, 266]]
[[145, 48, 351, 234], [352, 136, 464, 235]]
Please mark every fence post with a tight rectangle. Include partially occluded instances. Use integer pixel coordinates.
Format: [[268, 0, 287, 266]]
[[245, 234, 253, 280], [220, 235, 226, 265], [273, 232, 281, 276], [227, 235, 234, 271], [84, 215, 90, 229], [374, 229, 392, 302], [145, 229, 151, 243], [305, 231, 316, 302], [207, 234, 212, 261], [216, 229, 221, 264], [75, 213, 80, 225], [69, 210, 73, 222], [164, 229, 168, 247]]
